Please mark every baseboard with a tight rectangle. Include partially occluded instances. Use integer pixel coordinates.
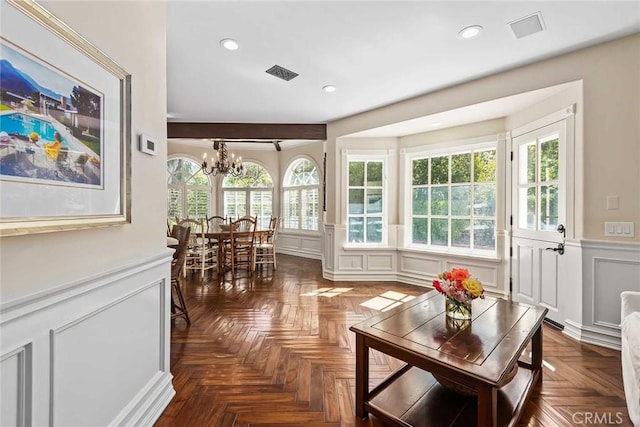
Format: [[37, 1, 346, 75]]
[[277, 248, 321, 260], [115, 372, 175, 426], [564, 319, 621, 351], [322, 270, 398, 282]]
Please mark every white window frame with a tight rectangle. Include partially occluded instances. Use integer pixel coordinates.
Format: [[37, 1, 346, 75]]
[[342, 149, 388, 247], [282, 156, 321, 232], [221, 161, 274, 228], [167, 156, 212, 221], [404, 138, 498, 256]]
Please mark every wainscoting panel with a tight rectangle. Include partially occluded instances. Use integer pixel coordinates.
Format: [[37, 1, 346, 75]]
[[400, 254, 441, 276], [443, 259, 499, 290], [0, 251, 174, 427], [323, 225, 335, 270], [367, 254, 393, 271], [0, 344, 30, 427], [338, 254, 363, 270], [515, 244, 535, 300], [572, 240, 640, 350], [50, 282, 164, 427], [278, 232, 322, 260], [593, 257, 640, 327], [539, 249, 559, 309]]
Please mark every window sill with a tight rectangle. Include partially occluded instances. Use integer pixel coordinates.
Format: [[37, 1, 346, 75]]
[[279, 229, 321, 237], [342, 244, 393, 251], [401, 246, 502, 263]]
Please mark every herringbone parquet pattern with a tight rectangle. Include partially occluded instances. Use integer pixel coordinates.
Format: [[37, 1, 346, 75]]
[[156, 255, 632, 426]]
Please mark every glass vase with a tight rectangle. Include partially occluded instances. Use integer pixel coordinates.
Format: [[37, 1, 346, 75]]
[[445, 297, 472, 320]]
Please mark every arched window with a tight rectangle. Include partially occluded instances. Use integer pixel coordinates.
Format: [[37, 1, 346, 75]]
[[283, 158, 320, 231], [222, 162, 273, 228], [167, 157, 211, 224]]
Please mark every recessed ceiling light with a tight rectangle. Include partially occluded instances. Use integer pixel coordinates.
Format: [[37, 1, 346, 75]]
[[322, 85, 336, 93], [458, 25, 483, 39], [220, 38, 239, 50]]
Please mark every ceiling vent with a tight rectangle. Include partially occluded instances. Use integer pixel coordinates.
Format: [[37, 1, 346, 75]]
[[508, 12, 545, 39], [265, 65, 299, 81]]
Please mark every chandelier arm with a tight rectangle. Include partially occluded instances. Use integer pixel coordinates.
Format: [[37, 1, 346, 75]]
[[201, 140, 244, 177]]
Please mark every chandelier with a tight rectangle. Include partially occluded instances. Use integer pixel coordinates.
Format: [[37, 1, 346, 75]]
[[201, 140, 244, 176]]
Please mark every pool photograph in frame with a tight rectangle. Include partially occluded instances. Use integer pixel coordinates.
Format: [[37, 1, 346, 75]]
[[0, 40, 104, 188], [0, 0, 131, 236]]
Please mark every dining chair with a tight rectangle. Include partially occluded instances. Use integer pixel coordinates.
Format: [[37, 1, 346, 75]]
[[253, 216, 280, 271], [222, 216, 256, 278], [206, 215, 227, 233], [170, 224, 191, 324], [178, 218, 217, 278]]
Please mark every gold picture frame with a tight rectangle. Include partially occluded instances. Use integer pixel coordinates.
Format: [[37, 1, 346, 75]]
[[0, 0, 131, 236]]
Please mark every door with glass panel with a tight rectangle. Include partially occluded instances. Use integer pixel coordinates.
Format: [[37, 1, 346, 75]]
[[511, 121, 566, 325]]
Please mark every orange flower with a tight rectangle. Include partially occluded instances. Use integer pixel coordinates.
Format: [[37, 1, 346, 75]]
[[449, 268, 470, 282]]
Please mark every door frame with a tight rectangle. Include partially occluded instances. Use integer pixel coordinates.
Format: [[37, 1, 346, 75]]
[[507, 105, 577, 323]]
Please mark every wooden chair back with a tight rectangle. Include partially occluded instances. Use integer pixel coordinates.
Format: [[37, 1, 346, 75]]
[[170, 224, 191, 279], [224, 216, 257, 275], [206, 215, 227, 232]]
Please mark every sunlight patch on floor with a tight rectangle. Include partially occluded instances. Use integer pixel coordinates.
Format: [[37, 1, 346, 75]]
[[360, 291, 416, 311], [300, 287, 353, 297]]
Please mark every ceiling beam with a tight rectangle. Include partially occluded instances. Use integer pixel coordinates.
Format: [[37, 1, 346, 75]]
[[167, 122, 326, 140]]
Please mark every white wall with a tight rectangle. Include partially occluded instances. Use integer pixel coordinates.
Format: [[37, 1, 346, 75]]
[[0, 1, 172, 425]]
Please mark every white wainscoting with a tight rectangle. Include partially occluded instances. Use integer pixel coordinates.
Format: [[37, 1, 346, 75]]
[[0, 250, 174, 427], [397, 250, 504, 296], [322, 224, 507, 295], [277, 231, 322, 260], [564, 240, 640, 350]]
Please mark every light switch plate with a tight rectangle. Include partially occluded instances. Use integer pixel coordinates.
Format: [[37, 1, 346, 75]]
[[605, 222, 635, 237]]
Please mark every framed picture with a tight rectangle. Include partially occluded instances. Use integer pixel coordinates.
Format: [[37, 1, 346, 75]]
[[0, 0, 131, 236]]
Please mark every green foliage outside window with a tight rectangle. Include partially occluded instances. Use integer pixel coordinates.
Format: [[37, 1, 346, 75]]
[[223, 162, 273, 188], [167, 158, 211, 224], [283, 159, 320, 231], [520, 136, 559, 230], [411, 147, 497, 251], [348, 159, 383, 243], [222, 162, 273, 227]]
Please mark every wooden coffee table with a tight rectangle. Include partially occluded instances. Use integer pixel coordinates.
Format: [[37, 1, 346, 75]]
[[349, 291, 548, 427]]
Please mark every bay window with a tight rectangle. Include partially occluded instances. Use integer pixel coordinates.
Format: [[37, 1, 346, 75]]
[[410, 144, 496, 252]]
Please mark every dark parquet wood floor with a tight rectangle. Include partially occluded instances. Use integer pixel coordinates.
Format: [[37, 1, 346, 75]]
[[156, 254, 632, 427]]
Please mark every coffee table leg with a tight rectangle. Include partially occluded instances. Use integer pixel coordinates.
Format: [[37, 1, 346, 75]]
[[355, 334, 369, 418], [532, 323, 543, 382], [477, 383, 497, 427]]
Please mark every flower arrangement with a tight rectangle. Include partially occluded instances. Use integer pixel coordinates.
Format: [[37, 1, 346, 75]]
[[432, 268, 484, 320]]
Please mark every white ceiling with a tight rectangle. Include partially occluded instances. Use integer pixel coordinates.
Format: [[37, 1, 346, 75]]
[[167, 1, 640, 137]]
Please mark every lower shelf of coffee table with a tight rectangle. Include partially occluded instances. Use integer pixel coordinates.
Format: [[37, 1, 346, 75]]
[[366, 365, 536, 427]]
